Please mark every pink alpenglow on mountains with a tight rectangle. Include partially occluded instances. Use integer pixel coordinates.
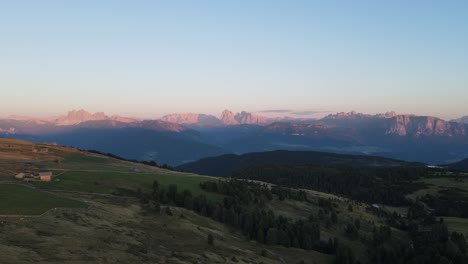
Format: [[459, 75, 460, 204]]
[[385, 115, 466, 137], [220, 110, 239, 125], [234, 111, 270, 125], [160, 113, 222, 126], [53, 110, 140, 126], [54, 110, 108, 126], [1, 109, 466, 138], [220, 110, 270, 125], [161, 110, 271, 126]]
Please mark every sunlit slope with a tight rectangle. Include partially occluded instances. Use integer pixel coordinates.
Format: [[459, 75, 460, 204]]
[[0, 137, 222, 215]]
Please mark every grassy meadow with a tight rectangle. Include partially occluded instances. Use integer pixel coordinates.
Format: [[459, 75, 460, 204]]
[[0, 184, 85, 215], [420, 177, 468, 191], [34, 170, 222, 201], [442, 217, 468, 235], [0, 137, 223, 217]]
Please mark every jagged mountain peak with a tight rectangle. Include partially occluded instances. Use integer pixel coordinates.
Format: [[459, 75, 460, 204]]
[[52, 109, 139, 126], [220, 110, 239, 125], [160, 113, 221, 126], [234, 111, 269, 125], [54, 109, 109, 126], [323, 111, 372, 120], [160, 110, 270, 126], [386, 115, 466, 137]]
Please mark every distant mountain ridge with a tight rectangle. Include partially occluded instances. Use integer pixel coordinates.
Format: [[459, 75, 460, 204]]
[[4, 109, 465, 136], [452, 116, 468, 124], [0, 111, 189, 135], [385, 115, 465, 137], [318, 111, 466, 137], [160, 113, 222, 126], [0, 110, 209, 164], [162, 109, 270, 126], [53, 109, 141, 126], [1, 109, 468, 165], [444, 158, 468, 171]]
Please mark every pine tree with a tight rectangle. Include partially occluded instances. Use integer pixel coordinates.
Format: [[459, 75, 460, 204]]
[[257, 228, 265, 244], [266, 228, 278, 245], [207, 234, 214, 246]]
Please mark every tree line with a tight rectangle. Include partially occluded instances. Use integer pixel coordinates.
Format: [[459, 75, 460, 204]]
[[227, 164, 429, 206]]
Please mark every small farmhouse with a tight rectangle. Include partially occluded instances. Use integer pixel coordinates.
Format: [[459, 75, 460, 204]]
[[39, 147, 49, 153], [15, 173, 26, 179], [39, 172, 53, 182]]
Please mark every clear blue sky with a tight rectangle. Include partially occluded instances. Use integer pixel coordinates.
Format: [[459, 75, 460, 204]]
[[1, 0, 467, 119]]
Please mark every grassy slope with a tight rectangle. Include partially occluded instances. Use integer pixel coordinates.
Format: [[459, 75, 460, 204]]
[[0, 138, 223, 214], [0, 184, 85, 215], [34, 171, 222, 201], [419, 177, 468, 191], [0, 195, 332, 264], [442, 217, 468, 235]]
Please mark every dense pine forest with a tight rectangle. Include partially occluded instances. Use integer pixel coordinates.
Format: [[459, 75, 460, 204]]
[[228, 165, 429, 206]]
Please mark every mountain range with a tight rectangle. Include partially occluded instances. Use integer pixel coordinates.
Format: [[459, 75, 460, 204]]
[[1, 109, 468, 165], [160, 109, 271, 126]]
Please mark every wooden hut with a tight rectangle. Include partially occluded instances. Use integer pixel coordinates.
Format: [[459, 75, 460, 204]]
[[39, 172, 53, 182]]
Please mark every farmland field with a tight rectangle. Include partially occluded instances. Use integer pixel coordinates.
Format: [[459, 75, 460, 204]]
[[0, 184, 85, 215]]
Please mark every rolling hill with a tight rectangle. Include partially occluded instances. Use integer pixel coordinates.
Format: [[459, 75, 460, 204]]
[[444, 158, 468, 171], [177, 150, 422, 177]]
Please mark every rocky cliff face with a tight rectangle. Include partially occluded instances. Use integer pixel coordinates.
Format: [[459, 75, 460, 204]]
[[54, 110, 108, 126], [161, 113, 202, 124], [160, 113, 221, 126], [234, 111, 269, 125], [161, 110, 270, 126], [385, 115, 466, 137], [220, 110, 238, 125], [320, 111, 467, 138], [53, 110, 138, 126], [322, 111, 372, 120]]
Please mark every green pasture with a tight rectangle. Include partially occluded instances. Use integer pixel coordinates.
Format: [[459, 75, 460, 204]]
[[420, 177, 468, 191], [34, 170, 222, 201], [0, 184, 85, 215], [442, 217, 468, 235]]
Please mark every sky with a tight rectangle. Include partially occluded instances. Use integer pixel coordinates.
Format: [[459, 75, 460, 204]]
[[1, 0, 467, 119]]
